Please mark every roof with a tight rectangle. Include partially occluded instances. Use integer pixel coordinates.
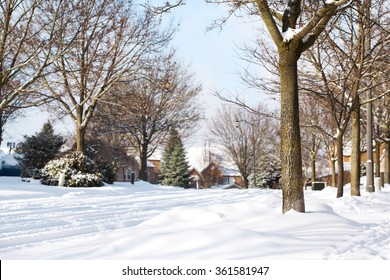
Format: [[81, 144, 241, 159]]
[[1, 154, 19, 166], [219, 166, 241, 177]]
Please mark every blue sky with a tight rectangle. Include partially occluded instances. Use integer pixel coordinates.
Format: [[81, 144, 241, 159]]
[[167, 1, 274, 146], [3, 1, 272, 149]]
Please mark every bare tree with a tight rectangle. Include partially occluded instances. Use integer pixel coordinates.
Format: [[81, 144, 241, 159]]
[[209, 104, 277, 188], [206, 0, 352, 213], [41, 0, 174, 152], [300, 95, 324, 185], [95, 52, 202, 181], [299, 0, 389, 197], [0, 0, 70, 145], [373, 81, 390, 184], [144, 0, 185, 14]]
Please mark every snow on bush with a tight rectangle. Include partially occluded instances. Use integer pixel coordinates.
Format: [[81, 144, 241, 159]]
[[41, 151, 104, 187]]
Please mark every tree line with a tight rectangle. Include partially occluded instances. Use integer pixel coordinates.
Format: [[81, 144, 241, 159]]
[[202, 0, 389, 213], [3, 0, 389, 214], [1, 0, 201, 182]]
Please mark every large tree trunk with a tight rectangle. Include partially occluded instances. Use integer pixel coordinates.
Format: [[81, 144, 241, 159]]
[[75, 125, 86, 152], [385, 141, 390, 184], [336, 135, 344, 198], [139, 142, 149, 181], [350, 106, 361, 196], [75, 105, 86, 152], [243, 176, 249, 189], [279, 50, 305, 213]]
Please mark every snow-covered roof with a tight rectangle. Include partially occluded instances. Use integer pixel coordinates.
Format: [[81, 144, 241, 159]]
[[1, 154, 19, 166], [220, 166, 241, 177]]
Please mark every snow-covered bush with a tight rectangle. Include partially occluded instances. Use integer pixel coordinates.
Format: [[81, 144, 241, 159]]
[[252, 155, 282, 189], [40, 151, 104, 187]]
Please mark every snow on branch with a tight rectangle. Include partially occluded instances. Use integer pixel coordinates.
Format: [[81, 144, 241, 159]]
[[282, 27, 302, 42], [270, 9, 283, 23]]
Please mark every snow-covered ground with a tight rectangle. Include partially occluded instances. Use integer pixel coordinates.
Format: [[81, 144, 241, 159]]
[[1, 177, 390, 260]]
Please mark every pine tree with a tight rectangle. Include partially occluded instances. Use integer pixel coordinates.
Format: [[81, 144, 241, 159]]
[[252, 155, 281, 189], [15, 122, 65, 178], [160, 130, 190, 187]]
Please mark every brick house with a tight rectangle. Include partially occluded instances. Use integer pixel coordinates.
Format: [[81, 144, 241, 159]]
[[189, 162, 242, 189]]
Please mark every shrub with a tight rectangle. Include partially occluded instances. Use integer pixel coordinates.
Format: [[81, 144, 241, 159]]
[[15, 122, 65, 178], [41, 151, 104, 187]]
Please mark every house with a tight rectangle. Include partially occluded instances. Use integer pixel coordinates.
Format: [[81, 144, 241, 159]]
[[115, 155, 139, 182], [0, 151, 21, 177], [220, 166, 242, 186], [115, 156, 161, 184], [343, 142, 387, 176], [190, 162, 242, 189], [319, 142, 388, 186], [146, 159, 160, 184]]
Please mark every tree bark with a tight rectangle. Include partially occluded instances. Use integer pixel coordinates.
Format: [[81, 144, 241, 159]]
[[279, 50, 305, 213], [0, 111, 4, 146], [311, 158, 316, 184], [75, 105, 86, 152], [139, 142, 149, 181], [385, 141, 390, 184], [75, 127, 86, 152], [243, 176, 249, 189], [374, 139, 381, 178], [336, 135, 344, 198], [350, 106, 361, 196], [330, 158, 336, 188]]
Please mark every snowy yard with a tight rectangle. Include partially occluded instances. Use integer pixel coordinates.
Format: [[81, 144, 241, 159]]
[[1, 177, 390, 260]]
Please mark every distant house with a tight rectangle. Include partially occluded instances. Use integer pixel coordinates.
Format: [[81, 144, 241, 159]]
[[190, 162, 242, 189], [147, 159, 161, 184], [318, 142, 387, 186], [189, 168, 202, 189], [115, 156, 161, 184], [220, 166, 242, 186], [115, 155, 139, 182], [343, 142, 387, 177], [0, 151, 21, 177]]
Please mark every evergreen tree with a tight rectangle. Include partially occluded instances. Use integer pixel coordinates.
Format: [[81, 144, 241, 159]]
[[160, 130, 190, 187], [15, 122, 65, 178], [252, 155, 281, 189]]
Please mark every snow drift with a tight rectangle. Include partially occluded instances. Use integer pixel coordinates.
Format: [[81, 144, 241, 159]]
[[1, 177, 389, 259]]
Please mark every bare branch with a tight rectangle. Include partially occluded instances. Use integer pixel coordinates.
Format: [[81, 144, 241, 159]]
[[143, 0, 185, 15]]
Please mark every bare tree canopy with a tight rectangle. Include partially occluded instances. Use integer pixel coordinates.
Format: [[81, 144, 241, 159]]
[[95, 51, 202, 181], [209, 104, 278, 188], [144, 0, 185, 14], [0, 0, 72, 144], [40, 0, 174, 152], [205, 0, 353, 213], [297, 0, 390, 197]]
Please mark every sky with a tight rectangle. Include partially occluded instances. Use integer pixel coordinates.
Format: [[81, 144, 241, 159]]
[[2, 1, 273, 152]]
